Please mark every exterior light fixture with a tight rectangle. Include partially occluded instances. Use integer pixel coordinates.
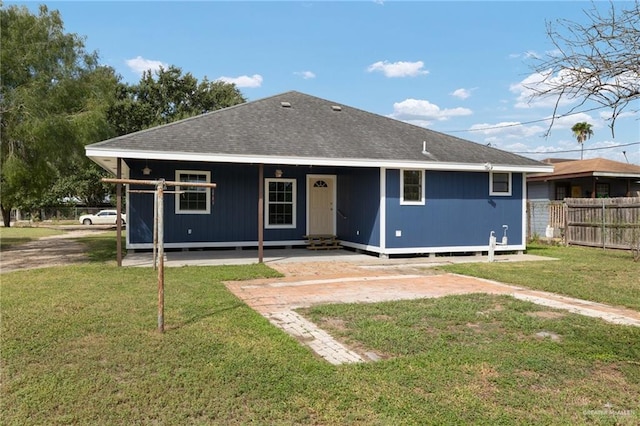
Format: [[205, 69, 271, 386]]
[[275, 169, 283, 178], [142, 161, 152, 175]]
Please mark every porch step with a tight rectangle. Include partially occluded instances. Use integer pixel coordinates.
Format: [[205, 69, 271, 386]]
[[303, 234, 341, 250]]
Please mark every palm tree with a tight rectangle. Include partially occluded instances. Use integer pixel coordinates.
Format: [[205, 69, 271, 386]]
[[571, 122, 594, 160]]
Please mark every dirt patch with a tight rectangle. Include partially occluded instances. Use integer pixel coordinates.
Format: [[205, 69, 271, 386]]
[[1, 229, 108, 273]]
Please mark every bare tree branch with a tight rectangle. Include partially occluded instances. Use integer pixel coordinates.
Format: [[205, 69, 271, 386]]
[[527, 1, 640, 137]]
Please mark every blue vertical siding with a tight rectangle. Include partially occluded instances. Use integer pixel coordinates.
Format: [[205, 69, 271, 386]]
[[385, 170, 523, 249], [127, 160, 351, 246], [128, 161, 260, 244], [336, 168, 380, 246], [126, 159, 525, 251]]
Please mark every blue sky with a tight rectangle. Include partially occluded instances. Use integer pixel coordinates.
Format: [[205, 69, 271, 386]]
[[13, 1, 640, 164]]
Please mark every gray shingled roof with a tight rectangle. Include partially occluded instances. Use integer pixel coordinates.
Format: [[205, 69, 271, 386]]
[[87, 91, 545, 168]]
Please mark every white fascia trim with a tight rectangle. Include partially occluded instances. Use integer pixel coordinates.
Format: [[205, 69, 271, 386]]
[[127, 240, 526, 254], [379, 167, 386, 251], [521, 176, 527, 248], [126, 240, 305, 250], [86, 148, 554, 173], [381, 244, 526, 255], [593, 172, 640, 178], [340, 241, 383, 254]]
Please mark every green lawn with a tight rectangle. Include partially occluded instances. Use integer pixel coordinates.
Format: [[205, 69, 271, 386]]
[[300, 294, 640, 424], [438, 243, 640, 311], [0, 226, 63, 250], [1, 233, 639, 424]]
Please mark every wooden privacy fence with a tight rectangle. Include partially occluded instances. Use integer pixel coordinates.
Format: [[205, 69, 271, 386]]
[[565, 197, 640, 249], [549, 202, 565, 231]]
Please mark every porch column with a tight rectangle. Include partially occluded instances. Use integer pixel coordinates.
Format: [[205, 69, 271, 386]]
[[116, 158, 123, 267], [258, 164, 264, 263]]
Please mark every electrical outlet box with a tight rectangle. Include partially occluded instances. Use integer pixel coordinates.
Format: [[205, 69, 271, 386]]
[[395, 230, 402, 237]]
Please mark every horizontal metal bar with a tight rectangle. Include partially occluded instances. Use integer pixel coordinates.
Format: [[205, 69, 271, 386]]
[[129, 190, 185, 194], [102, 178, 217, 188]]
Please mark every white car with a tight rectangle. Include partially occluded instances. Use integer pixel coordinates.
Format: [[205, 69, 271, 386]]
[[79, 209, 126, 225]]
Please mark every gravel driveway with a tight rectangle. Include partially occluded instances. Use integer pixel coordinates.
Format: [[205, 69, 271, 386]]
[[0, 228, 108, 273]]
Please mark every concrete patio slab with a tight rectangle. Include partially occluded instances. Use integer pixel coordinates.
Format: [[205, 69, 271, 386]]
[[122, 247, 553, 268]]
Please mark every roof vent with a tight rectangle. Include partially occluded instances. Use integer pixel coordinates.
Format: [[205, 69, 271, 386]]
[[331, 105, 342, 111], [280, 101, 291, 108], [421, 141, 431, 156]]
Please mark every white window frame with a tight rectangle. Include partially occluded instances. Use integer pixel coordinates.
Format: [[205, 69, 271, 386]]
[[489, 171, 512, 196], [175, 170, 211, 214], [400, 169, 425, 205], [265, 178, 297, 229]]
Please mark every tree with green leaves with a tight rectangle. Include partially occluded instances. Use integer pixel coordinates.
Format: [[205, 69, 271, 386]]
[[571, 122, 594, 160], [0, 4, 119, 226], [108, 65, 246, 135]]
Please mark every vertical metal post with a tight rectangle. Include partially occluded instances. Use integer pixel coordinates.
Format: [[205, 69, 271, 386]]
[[157, 181, 165, 333], [101, 177, 215, 334], [258, 164, 264, 263], [116, 158, 123, 267], [153, 189, 158, 270]]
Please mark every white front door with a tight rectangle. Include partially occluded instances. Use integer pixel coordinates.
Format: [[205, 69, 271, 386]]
[[307, 175, 336, 235]]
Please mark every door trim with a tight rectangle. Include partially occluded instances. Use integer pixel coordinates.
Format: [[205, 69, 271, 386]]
[[306, 174, 337, 236]]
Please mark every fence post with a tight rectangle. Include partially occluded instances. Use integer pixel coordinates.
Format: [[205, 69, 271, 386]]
[[602, 198, 606, 249], [563, 202, 568, 246]]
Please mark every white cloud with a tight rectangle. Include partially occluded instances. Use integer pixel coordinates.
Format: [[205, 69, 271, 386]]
[[125, 56, 167, 75], [451, 88, 472, 100], [511, 68, 640, 111], [294, 71, 316, 80], [599, 110, 637, 121], [367, 60, 429, 78], [216, 74, 263, 88], [549, 112, 600, 130], [509, 70, 575, 109], [389, 98, 471, 125], [469, 121, 545, 139]]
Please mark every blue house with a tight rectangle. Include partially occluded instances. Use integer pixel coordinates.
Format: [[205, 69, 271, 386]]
[[86, 91, 552, 257]]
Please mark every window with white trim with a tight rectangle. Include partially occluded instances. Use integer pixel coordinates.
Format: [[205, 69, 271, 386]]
[[175, 170, 211, 214], [490, 172, 512, 196], [400, 169, 425, 205], [265, 178, 296, 228]]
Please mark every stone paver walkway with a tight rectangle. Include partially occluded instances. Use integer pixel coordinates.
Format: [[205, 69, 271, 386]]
[[225, 262, 640, 365]]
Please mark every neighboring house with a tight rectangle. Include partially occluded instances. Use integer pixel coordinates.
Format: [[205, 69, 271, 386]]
[[527, 158, 640, 237], [86, 91, 552, 257]]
